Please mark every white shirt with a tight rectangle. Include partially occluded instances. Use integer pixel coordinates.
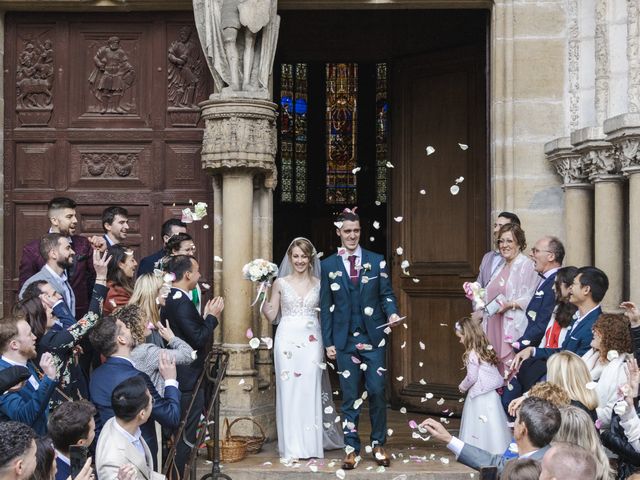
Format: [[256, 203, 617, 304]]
[[537, 267, 560, 289], [340, 246, 362, 282], [0, 355, 38, 390], [572, 304, 601, 332], [45, 264, 73, 308], [490, 251, 504, 279], [113, 419, 146, 457]]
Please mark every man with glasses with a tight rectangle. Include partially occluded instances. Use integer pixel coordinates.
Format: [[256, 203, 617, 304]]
[[477, 212, 521, 287], [500, 236, 564, 413]]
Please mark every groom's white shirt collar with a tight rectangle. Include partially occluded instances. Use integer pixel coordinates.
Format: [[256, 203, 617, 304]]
[[338, 245, 362, 260]]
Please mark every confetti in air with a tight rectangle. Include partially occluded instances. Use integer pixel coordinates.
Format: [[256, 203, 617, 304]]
[[458, 143, 469, 150], [426, 146, 435, 155]]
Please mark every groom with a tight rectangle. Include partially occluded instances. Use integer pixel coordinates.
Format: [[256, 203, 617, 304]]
[[320, 208, 400, 470]]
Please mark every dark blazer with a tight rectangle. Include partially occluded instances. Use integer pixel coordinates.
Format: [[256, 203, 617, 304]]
[[601, 407, 640, 480], [89, 356, 181, 457], [0, 359, 58, 435], [160, 288, 218, 391], [458, 442, 550, 474], [533, 306, 602, 360], [137, 249, 165, 276], [515, 272, 557, 350], [55, 458, 70, 480], [320, 249, 398, 351], [19, 235, 95, 318]]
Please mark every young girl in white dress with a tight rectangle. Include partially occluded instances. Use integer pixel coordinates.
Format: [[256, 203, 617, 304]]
[[456, 317, 511, 454], [262, 237, 343, 462]]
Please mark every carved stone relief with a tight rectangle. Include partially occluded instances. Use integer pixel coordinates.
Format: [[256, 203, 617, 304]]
[[586, 147, 621, 178], [87, 36, 136, 114], [595, 0, 610, 125], [81, 153, 138, 178], [16, 38, 54, 126], [568, 0, 580, 130], [551, 155, 589, 185], [168, 26, 203, 109], [628, 0, 640, 113], [618, 138, 640, 169]]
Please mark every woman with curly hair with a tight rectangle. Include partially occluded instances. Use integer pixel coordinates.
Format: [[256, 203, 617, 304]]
[[582, 313, 633, 429], [128, 272, 169, 347], [455, 316, 511, 454], [114, 304, 194, 395]]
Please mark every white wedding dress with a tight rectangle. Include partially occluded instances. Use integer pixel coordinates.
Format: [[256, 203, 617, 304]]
[[274, 277, 343, 460]]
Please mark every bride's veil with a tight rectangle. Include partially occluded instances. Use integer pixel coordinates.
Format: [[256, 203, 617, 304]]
[[275, 237, 344, 450]]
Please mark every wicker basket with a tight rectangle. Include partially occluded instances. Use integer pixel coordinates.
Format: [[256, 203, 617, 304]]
[[228, 416, 266, 454], [216, 418, 248, 463]]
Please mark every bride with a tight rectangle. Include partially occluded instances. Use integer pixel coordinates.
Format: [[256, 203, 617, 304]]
[[262, 237, 343, 462]]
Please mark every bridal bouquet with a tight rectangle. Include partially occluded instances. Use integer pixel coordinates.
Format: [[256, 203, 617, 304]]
[[243, 259, 278, 308], [463, 281, 486, 310]]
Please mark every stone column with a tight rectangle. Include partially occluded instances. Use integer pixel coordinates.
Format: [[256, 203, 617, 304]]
[[545, 137, 593, 267], [572, 127, 623, 310], [605, 113, 640, 303], [200, 98, 278, 438]]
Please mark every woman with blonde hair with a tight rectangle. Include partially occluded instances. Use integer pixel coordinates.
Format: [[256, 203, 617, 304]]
[[547, 350, 598, 420], [129, 272, 167, 346], [555, 405, 614, 480]]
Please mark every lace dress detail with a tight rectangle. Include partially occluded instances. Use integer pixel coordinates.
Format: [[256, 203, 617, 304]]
[[274, 278, 343, 460]]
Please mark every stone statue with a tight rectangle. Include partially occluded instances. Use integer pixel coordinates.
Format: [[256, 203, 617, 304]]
[[193, 0, 280, 98]]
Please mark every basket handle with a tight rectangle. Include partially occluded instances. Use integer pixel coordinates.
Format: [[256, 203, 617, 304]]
[[223, 417, 232, 441], [227, 416, 266, 441]]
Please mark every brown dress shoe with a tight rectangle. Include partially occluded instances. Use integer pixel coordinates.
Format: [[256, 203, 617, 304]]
[[373, 446, 391, 467], [342, 452, 358, 470]]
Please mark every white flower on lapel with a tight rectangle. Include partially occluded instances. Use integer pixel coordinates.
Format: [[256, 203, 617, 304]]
[[330, 283, 340, 291], [535, 290, 544, 297], [363, 262, 372, 272], [528, 311, 537, 321], [364, 307, 374, 316]]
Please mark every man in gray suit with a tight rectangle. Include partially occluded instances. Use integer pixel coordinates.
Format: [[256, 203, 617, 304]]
[[420, 397, 560, 474], [19, 233, 76, 313], [477, 211, 521, 287]]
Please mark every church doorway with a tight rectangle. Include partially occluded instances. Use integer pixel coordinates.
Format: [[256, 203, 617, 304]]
[[272, 9, 490, 412]]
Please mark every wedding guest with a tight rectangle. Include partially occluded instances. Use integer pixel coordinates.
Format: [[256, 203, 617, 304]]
[[117, 304, 194, 395], [102, 206, 129, 247], [48, 400, 96, 480], [553, 406, 613, 480], [137, 219, 186, 276], [545, 351, 598, 419], [19, 197, 97, 319], [0, 313, 58, 434], [476, 212, 520, 288], [160, 254, 223, 475], [421, 397, 560, 474], [510, 266, 608, 373], [128, 272, 170, 347], [164, 233, 202, 313], [95, 376, 165, 480], [16, 250, 109, 400], [474, 223, 538, 374], [539, 442, 598, 480], [454, 317, 510, 454], [501, 457, 541, 480], [0, 421, 38, 480], [582, 313, 632, 429], [621, 301, 640, 361], [32, 436, 55, 480], [104, 244, 137, 315], [502, 265, 577, 413]]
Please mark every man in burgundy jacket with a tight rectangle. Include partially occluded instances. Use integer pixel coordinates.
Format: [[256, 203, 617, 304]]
[[19, 197, 97, 319]]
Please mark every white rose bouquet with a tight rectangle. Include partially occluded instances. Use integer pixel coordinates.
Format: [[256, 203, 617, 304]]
[[242, 259, 278, 308]]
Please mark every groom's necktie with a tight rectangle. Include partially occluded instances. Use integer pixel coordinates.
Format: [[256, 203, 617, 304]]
[[348, 255, 359, 285]]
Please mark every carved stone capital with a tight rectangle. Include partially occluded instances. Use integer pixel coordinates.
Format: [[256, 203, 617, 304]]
[[200, 98, 278, 184], [604, 113, 640, 173], [545, 137, 589, 186], [570, 127, 621, 181]]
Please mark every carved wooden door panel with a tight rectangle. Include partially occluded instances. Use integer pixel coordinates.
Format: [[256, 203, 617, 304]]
[[4, 13, 214, 314], [388, 46, 488, 413]]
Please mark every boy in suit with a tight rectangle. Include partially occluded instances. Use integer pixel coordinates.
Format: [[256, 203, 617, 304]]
[[320, 208, 401, 470]]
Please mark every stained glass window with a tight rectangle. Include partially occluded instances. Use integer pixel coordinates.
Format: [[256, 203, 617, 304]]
[[375, 63, 388, 203], [325, 63, 358, 205], [279, 63, 308, 203]]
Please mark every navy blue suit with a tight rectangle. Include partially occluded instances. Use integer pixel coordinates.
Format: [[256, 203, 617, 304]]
[[89, 356, 181, 461], [0, 359, 57, 435], [533, 306, 602, 360], [55, 458, 70, 480], [320, 249, 398, 453], [137, 249, 164, 276], [514, 272, 557, 350]]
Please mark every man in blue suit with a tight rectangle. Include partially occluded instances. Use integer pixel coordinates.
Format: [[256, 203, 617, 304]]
[[320, 209, 400, 470], [0, 312, 58, 435], [501, 236, 564, 412], [89, 315, 181, 463], [510, 266, 608, 373]]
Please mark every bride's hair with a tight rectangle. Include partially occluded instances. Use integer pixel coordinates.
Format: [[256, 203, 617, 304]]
[[287, 238, 315, 263]]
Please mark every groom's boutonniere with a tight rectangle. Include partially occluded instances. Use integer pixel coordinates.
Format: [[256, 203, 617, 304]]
[[362, 262, 372, 272]]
